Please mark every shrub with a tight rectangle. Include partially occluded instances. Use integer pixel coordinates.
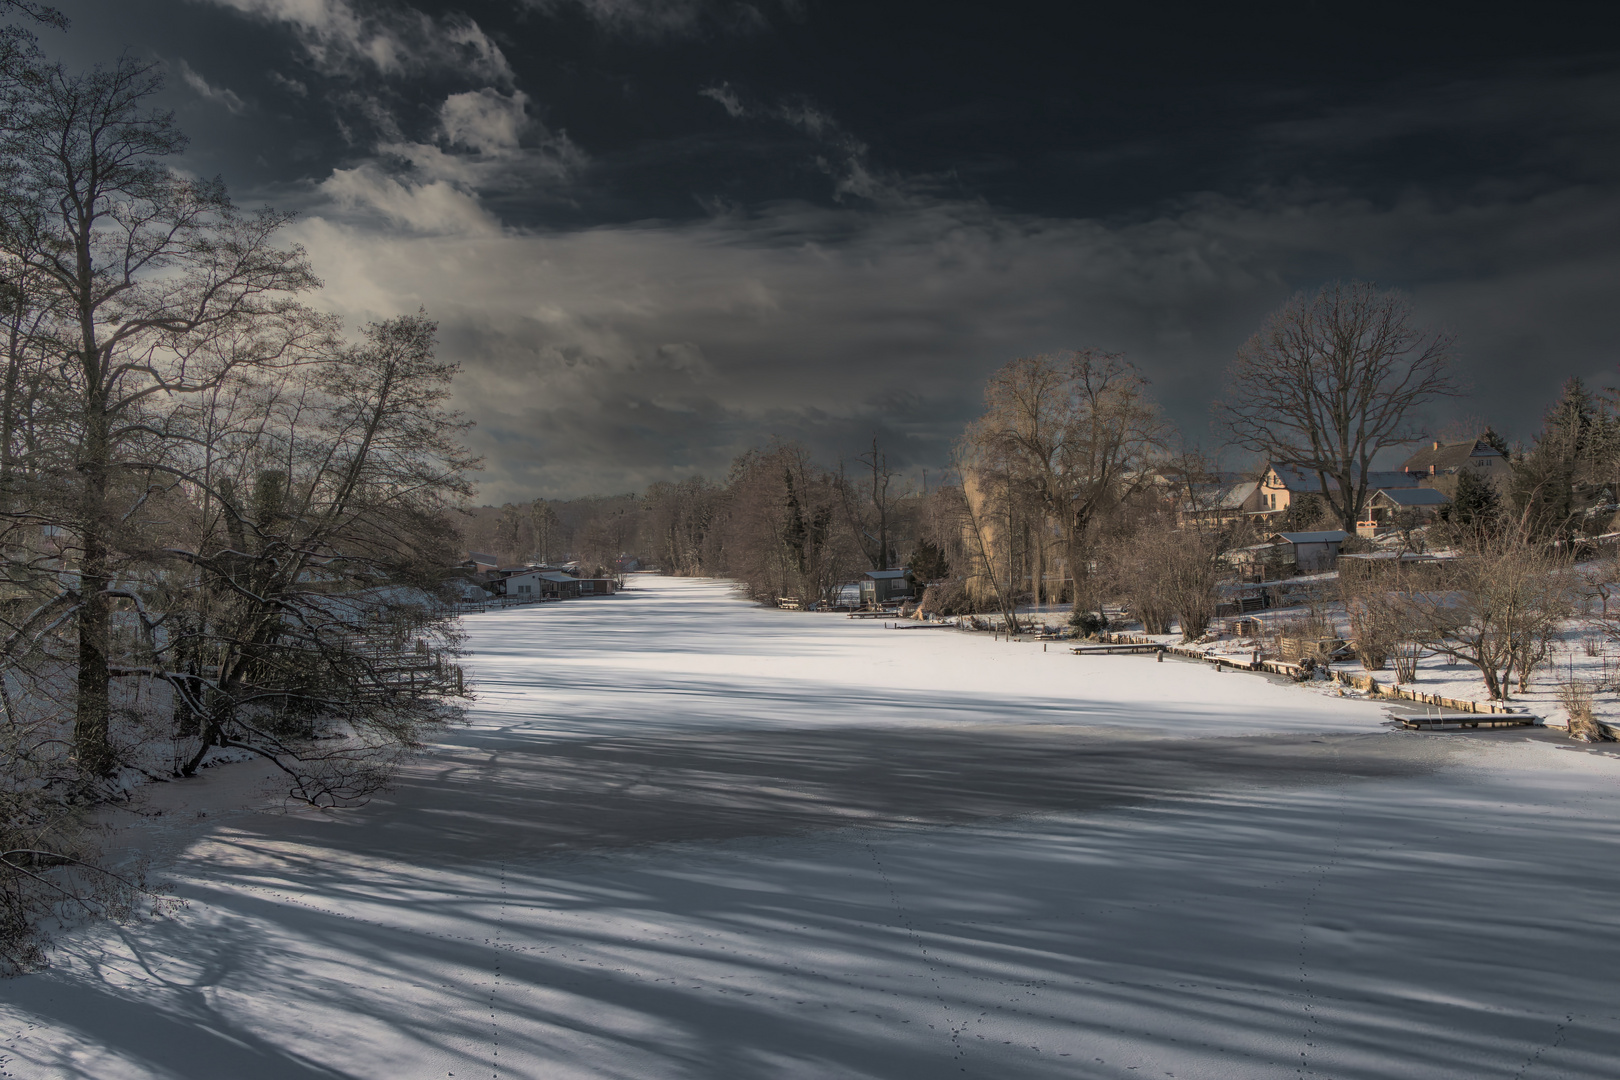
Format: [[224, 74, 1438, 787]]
[[1069, 609, 1110, 639], [917, 580, 973, 617]]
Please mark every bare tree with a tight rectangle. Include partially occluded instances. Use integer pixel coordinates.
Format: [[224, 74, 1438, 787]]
[[641, 477, 716, 576], [966, 350, 1169, 612], [495, 503, 527, 563], [0, 2, 66, 29], [0, 58, 326, 775], [1396, 526, 1573, 700], [1217, 281, 1461, 533], [150, 314, 476, 802], [949, 452, 1023, 632], [721, 443, 858, 607], [840, 436, 904, 571], [1099, 507, 1220, 641], [529, 499, 561, 564]]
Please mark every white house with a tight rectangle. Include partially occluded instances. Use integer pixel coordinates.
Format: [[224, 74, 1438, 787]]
[[497, 571, 547, 599]]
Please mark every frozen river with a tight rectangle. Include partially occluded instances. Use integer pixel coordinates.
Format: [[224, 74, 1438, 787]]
[[3, 576, 1618, 1078]]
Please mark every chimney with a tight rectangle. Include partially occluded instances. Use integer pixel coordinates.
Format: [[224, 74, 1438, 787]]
[[1432, 440, 1440, 451], [1429, 465, 1436, 475]]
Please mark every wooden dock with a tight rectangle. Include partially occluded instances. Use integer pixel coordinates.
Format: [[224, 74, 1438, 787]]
[[1071, 643, 1165, 655], [1394, 712, 1541, 731]]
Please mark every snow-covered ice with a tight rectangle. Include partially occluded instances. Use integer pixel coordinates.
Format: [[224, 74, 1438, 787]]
[[463, 577, 1388, 738], [2, 576, 1617, 1079]]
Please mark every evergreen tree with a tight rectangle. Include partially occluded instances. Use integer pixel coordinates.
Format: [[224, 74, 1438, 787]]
[[1513, 377, 1603, 538], [1442, 467, 1500, 534], [907, 538, 951, 582]]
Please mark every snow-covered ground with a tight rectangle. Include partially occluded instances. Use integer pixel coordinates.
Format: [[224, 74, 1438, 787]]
[[1181, 589, 1620, 729], [2, 576, 1618, 1078]]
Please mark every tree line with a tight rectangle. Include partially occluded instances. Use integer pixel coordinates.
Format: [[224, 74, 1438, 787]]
[[0, 12, 475, 968], [483, 281, 1620, 715], [480, 283, 1462, 621]]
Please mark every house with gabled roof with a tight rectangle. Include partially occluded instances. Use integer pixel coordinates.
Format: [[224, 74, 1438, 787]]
[[859, 569, 915, 606], [497, 570, 549, 600], [1400, 438, 1512, 496], [1177, 475, 1266, 526], [1255, 463, 1419, 518], [1267, 530, 1350, 573], [1369, 486, 1449, 521]]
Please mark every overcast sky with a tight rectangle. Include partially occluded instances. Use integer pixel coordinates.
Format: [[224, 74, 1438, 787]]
[[32, 0, 1620, 499]]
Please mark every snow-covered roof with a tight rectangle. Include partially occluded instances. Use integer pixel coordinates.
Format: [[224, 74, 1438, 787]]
[[1373, 487, 1450, 507], [1271, 530, 1350, 544], [864, 569, 909, 580], [1339, 551, 1442, 563], [539, 571, 577, 583], [1401, 438, 1507, 472], [1226, 541, 1286, 555], [1184, 480, 1260, 511], [1267, 465, 1419, 494]]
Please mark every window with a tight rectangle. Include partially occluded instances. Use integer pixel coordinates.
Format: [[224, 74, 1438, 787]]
[[581, 581, 594, 592]]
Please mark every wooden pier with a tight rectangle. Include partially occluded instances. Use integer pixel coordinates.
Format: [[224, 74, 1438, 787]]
[[1394, 712, 1541, 731], [1070, 643, 1166, 656]]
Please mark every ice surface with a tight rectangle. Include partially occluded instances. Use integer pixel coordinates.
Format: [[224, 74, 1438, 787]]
[[2, 576, 1616, 1079], [463, 577, 1389, 738]]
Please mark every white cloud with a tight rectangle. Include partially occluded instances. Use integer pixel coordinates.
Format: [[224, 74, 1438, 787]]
[[267, 69, 308, 96], [318, 163, 503, 236], [362, 89, 584, 195], [204, 0, 512, 82], [177, 59, 246, 114], [697, 82, 744, 119], [439, 89, 529, 156]]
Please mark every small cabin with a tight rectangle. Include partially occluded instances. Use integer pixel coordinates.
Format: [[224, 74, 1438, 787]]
[[1267, 530, 1350, 573], [859, 569, 914, 606], [495, 570, 546, 598], [536, 571, 581, 599], [1367, 487, 1449, 524], [528, 572, 618, 599]]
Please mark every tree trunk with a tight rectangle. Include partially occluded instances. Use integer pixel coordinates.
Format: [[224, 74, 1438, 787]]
[[73, 404, 115, 776]]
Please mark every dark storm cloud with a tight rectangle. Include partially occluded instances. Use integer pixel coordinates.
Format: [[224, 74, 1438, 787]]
[[31, 0, 1620, 499], [519, 0, 802, 39], [285, 169, 1620, 497]]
